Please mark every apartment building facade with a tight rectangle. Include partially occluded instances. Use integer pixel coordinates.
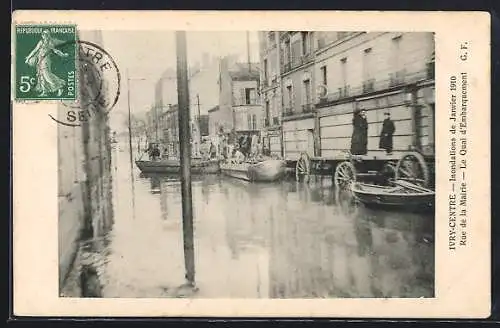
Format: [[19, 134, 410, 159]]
[[279, 31, 319, 160], [218, 56, 263, 136], [314, 32, 435, 159], [258, 31, 283, 157], [260, 31, 435, 161]]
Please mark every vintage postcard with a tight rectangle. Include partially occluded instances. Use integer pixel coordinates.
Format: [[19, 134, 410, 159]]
[[11, 11, 491, 318]]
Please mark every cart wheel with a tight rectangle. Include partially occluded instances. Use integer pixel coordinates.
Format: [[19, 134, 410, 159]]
[[395, 152, 430, 187], [295, 155, 311, 181], [334, 161, 357, 189]]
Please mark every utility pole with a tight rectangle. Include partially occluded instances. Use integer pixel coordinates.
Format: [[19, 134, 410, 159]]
[[176, 31, 195, 286], [155, 106, 159, 143], [126, 70, 136, 220], [275, 31, 285, 158], [196, 94, 201, 121], [246, 31, 251, 72], [127, 70, 134, 168]]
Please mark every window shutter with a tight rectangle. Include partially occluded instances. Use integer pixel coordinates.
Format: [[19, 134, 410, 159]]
[[247, 113, 252, 130], [240, 88, 246, 105]]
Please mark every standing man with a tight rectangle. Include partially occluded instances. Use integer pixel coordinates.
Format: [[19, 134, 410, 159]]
[[350, 109, 369, 155], [379, 111, 395, 155]]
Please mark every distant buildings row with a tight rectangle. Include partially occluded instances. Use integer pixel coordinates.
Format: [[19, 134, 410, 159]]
[[144, 53, 262, 158], [144, 31, 435, 161]]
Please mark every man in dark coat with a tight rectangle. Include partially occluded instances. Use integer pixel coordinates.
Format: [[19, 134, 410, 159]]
[[379, 112, 395, 154], [350, 109, 368, 155]]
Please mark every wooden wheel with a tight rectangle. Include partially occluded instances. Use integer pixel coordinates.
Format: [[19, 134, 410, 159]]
[[395, 151, 430, 187], [296, 158, 310, 175], [334, 161, 357, 189], [295, 155, 311, 182]]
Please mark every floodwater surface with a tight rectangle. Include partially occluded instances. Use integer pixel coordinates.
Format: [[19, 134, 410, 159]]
[[93, 144, 434, 298]]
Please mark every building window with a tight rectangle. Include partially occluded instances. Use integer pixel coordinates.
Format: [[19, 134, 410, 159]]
[[303, 79, 311, 106], [340, 57, 348, 97], [301, 32, 310, 55], [362, 48, 374, 92], [286, 85, 293, 109], [252, 114, 257, 130], [267, 31, 275, 45], [265, 100, 270, 125], [320, 65, 327, 85], [263, 59, 268, 82], [245, 88, 257, 105], [391, 34, 404, 85], [284, 39, 291, 65], [341, 57, 347, 87]]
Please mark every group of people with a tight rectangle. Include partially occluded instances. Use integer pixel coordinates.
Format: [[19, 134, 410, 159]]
[[146, 143, 162, 161], [226, 133, 266, 164], [144, 109, 395, 163], [350, 109, 395, 156]]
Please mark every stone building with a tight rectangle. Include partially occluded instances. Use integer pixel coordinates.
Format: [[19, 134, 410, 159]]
[[164, 104, 179, 158], [217, 56, 263, 136], [258, 31, 283, 157], [59, 30, 114, 296], [279, 31, 318, 160], [314, 32, 435, 159], [258, 31, 435, 161]]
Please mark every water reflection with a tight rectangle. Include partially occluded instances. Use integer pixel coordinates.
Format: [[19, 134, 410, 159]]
[[101, 150, 434, 298]]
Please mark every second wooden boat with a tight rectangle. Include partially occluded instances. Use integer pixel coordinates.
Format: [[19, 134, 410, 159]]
[[220, 159, 286, 182], [135, 158, 220, 175], [350, 179, 435, 208]]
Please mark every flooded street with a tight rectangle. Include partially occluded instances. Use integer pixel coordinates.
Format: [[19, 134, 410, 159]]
[[94, 143, 434, 298]]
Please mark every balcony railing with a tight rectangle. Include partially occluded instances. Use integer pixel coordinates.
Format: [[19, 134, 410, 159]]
[[282, 53, 314, 73], [283, 107, 294, 117], [264, 117, 281, 126], [282, 62, 292, 73], [300, 53, 314, 65], [302, 103, 314, 113], [389, 70, 406, 87], [315, 67, 433, 107], [362, 79, 375, 93], [337, 85, 350, 99]]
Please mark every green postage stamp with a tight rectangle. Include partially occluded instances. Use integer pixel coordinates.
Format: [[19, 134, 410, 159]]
[[14, 25, 77, 100]]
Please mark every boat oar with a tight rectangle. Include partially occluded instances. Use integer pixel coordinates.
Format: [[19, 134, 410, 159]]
[[394, 179, 433, 193]]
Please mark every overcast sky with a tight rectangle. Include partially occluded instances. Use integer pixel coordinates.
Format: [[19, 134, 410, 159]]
[[102, 31, 259, 131]]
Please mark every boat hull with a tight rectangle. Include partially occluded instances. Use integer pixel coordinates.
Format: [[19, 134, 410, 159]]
[[351, 182, 435, 209], [221, 160, 286, 182], [135, 159, 220, 174]]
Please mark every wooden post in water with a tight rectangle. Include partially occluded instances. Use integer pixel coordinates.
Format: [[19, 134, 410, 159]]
[[176, 31, 196, 285]]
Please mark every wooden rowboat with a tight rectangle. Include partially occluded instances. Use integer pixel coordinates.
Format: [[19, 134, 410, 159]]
[[135, 158, 220, 175], [350, 179, 435, 208], [220, 159, 286, 182]]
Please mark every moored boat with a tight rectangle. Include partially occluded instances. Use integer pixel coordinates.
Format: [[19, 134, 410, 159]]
[[220, 159, 286, 182], [350, 179, 435, 209], [135, 158, 220, 174]]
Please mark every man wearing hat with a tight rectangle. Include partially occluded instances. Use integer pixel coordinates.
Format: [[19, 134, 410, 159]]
[[379, 111, 395, 154], [350, 108, 368, 155]]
